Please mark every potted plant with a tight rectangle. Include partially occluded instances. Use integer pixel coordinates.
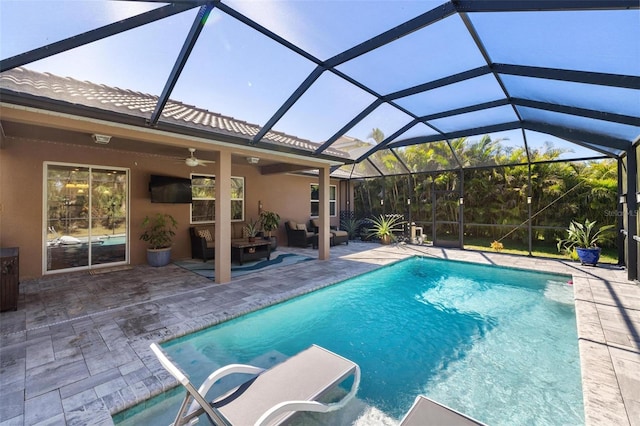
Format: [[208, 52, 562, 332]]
[[340, 217, 363, 240], [244, 219, 259, 243], [259, 210, 280, 250], [365, 214, 405, 245], [557, 219, 614, 266], [140, 213, 177, 267]]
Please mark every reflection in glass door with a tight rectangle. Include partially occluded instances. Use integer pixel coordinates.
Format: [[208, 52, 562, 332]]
[[45, 164, 128, 272]]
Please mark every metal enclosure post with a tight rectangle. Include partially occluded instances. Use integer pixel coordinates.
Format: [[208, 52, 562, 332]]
[[431, 181, 437, 243], [459, 169, 464, 248], [617, 159, 625, 266], [381, 179, 386, 215], [407, 174, 413, 237], [528, 163, 533, 256], [626, 146, 637, 281]]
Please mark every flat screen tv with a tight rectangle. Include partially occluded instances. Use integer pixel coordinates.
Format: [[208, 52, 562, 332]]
[[149, 175, 192, 203]]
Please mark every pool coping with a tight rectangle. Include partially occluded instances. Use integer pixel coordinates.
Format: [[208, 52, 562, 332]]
[[1, 242, 637, 425]]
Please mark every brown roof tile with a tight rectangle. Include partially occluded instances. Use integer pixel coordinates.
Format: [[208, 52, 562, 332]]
[[0, 67, 349, 159]]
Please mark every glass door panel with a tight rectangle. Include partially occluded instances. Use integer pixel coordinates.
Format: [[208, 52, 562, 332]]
[[46, 164, 128, 272], [46, 165, 90, 270], [91, 169, 128, 265]]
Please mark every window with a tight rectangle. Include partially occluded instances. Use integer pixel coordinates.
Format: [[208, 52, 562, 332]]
[[310, 184, 336, 217], [191, 174, 244, 223]]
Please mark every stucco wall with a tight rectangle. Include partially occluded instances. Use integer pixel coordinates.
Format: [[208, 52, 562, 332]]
[[0, 136, 340, 280]]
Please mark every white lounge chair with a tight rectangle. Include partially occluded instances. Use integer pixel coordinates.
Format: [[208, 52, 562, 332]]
[[399, 395, 486, 426], [150, 343, 360, 426]]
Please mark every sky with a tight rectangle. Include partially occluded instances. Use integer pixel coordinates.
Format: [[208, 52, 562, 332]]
[[1, 0, 638, 160]]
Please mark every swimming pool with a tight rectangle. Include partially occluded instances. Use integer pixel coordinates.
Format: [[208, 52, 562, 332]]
[[98, 234, 127, 246], [115, 256, 583, 425]]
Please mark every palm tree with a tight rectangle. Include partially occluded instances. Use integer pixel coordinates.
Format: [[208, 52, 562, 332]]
[[368, 128, 385, 144]]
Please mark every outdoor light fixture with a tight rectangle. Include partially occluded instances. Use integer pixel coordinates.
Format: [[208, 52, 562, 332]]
[[380, 199, 384, 206], [527, 196, 532, 204], [246, 157, 260, 164], [92, 133, 111, 144], [459, 198, 464, 205], [407, 199, 411, 205], [620, 195, 626, 204]]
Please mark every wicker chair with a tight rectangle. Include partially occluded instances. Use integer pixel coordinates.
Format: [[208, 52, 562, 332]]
[[189, 226, 215, 262], [285, 220, 316, 248]]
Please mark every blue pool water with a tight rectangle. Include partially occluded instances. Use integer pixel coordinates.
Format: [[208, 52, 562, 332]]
[[115, 257, 583, 425], [98, 234, 126, 246]]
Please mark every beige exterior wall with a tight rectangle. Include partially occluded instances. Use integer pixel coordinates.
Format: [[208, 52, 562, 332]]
[[0, 135, 342, 280]]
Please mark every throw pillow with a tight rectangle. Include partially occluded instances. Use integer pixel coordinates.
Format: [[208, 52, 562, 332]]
[[198, 229, 213, 242], [296, 223, 307, 231]]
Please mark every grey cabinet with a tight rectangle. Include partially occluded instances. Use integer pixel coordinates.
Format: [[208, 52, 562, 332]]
[[1, 247, 19, 312]]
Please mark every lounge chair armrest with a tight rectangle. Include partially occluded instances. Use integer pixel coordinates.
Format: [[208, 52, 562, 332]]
[[188, 364, 265, 415], [256, 400, 328, 426], [199, 364, 265, 394], [150, 343, 190, 386]]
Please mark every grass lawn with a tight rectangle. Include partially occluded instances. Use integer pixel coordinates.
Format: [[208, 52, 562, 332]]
[[460, 237, 619, 264]]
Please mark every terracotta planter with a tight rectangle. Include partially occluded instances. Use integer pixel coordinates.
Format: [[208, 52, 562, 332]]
[[380, 234, 392, 245]]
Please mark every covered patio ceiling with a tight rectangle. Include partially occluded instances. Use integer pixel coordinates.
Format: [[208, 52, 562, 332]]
[[1, 0, 638, 178]]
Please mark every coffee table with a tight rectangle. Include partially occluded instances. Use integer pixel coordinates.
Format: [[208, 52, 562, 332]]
[[231, 239, 271, 265]]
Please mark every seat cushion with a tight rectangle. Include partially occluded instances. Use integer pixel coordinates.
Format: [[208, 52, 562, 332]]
[[332, 230, 348, 238], [296, 223, 307, 231]]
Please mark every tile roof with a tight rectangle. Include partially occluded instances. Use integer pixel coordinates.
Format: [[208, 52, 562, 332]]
[[0, 67, 350, 159]]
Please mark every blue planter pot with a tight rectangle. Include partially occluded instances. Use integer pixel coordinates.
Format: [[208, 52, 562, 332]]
[[147, 248, 172, 267], [576, 247, 601, 266]]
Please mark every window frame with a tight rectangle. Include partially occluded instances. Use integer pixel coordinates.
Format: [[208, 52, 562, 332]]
[[310, 183, 337, 218], [190, 174, 245, 224]]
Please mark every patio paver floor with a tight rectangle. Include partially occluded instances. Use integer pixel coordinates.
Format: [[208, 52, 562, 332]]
[[0, 242, 638, 425]]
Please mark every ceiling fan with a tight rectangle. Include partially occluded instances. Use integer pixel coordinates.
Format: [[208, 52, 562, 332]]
[[184, 148, 214, 167]]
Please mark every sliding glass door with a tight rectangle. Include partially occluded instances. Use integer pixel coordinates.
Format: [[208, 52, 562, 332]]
[[45, 163, 128, 272]]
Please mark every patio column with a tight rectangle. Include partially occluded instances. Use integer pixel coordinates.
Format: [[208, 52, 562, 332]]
[[214, 150, 231, 283], [318, 166, 330, 260]]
